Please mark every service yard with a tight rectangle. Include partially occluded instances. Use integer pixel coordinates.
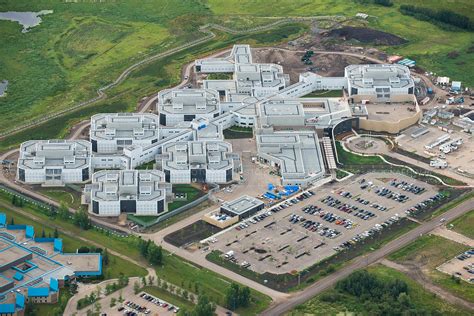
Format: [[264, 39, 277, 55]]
[[208, 172, 438, 274], [398, 125, 474, 175]]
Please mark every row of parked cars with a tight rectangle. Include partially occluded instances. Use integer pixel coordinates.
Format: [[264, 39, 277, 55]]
[[374, 187, 409, 202], [354, 197, 389, 212], [120, 301, 150, 315], [288, 214, 341, 238], [389, 179, 425, 195], [234, 191, 316, 231], [404, 193, 446, 216], [139, 292, 179, 313], [302, 205, 356, 229], [334, 214, 401, 252], [321, 195, 376, 221]]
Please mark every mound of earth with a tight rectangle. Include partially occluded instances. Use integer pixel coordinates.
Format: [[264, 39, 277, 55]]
[[327, 27, 407, 45]]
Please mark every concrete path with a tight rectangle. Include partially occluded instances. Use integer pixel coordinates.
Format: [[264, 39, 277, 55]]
[[432, 226, 474, 247]]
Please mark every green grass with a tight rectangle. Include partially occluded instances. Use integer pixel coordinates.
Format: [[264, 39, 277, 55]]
[[389, 234, 473, 302], [448, 209, 474, 239], [223, 126, 254, 139], [155, 254, 271, 316], [335, 169, 349, 179], [336, 141, 385, 165], [206, 72, 233, 80], [141, 286, 195, 310], [429, 191, 474, 220], [37, 187, 82, 209], [302, 90, 343, 98], [289, 264, 471, 316]]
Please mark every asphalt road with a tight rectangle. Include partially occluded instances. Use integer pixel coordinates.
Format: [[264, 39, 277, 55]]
[[261, 196, 474, 315]]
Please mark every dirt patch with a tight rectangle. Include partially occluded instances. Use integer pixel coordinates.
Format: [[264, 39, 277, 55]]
[[164, 220, 222, 247], [326, 27, 407, 46], [253, 48, 369, 80]]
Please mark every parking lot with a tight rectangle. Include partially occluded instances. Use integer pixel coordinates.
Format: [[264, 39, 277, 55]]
[[116, 291, 180, 316], [437, 249, 474, 284], [208, 172, 438, 274]]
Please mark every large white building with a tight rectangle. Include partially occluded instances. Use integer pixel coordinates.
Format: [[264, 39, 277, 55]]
[[160, 140, 238, 184], [157, 89, 221, 126], [85, 170, 171, 217], [345, 64, 414, 101], [256, 131, 326, 186], [17, 140, 91, 185], [90, 113, 159, 154]]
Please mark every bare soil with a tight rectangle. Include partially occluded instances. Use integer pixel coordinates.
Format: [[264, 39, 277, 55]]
[[326, 27, 407, 46]]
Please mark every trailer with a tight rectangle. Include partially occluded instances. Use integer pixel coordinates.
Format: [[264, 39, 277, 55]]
[[430, 159, 448, 169], [439, 137, 463, 153], [424, 134, 450, 150], [420, 97, 430, 105]]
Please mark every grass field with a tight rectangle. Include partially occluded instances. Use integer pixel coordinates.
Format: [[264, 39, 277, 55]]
[[302, 90, 343, 98], [37, 187, 82, 209], [449, 209, 474, 239], [0, 0, 472, 146], [389, 234, 473, 302], [289, 264, 471, 316]]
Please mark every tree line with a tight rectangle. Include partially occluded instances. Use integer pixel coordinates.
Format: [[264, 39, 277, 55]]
[[138, 238, 163, 265], [400, 5, 474, 31]]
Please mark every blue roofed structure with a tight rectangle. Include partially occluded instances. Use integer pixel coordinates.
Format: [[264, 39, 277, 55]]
[[0, 212, 102, 314], [0, 304, 15, 314], [27, 287, 49, 297]]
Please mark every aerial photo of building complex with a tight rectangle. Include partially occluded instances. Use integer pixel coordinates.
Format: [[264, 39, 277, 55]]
[[0, 1, 473, 315]]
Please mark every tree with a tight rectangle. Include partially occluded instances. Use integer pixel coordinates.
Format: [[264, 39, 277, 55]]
[[133, 281, 140, 294], [141, 276, 147, 287], [41, 228, 46, 238], [73, 208, 91, 230], [239, 286, 250, 307], [148, 275, 155, 286], [147, 244, 163, 265], [94, 301, 101, 313], [110, 297, 117, 308], [102, 248, 109, 266], [225, 283, 240, 310], [118, 291, 124, 303], [58, 202, 69, 220], [10, 217, 14, 225], [192, 295, 216, 316]]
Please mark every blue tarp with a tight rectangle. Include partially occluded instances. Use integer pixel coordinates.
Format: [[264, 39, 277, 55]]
[[27, 287, 49, 297]]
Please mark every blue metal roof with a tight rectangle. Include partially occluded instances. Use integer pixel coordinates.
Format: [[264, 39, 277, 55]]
[[27, 287, 49, 297], [0, 303, 15, 313], [13, 272, 23, 281]]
